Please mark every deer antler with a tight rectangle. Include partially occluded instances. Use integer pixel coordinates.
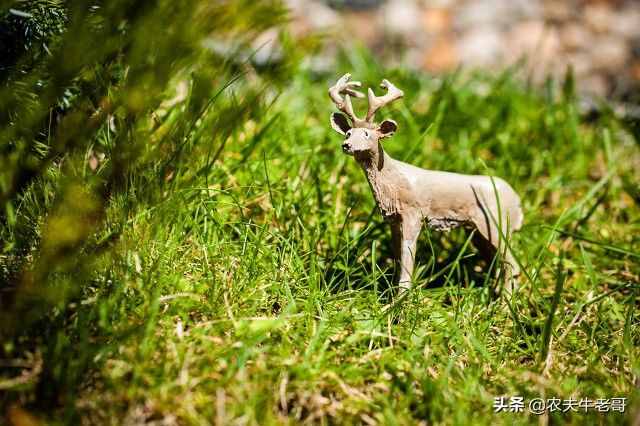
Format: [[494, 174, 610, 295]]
[[329, 74, 404, 127], [328, 73, 369, 127], [366, 79, 404, 123]]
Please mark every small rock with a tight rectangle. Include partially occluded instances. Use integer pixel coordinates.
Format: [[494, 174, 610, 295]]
[[252, 29, 284, 65], [591, 37, 628, 70], [632, 61, 640, 82], [342, 10, 380, 45], [455, 0, 542, 30], [610, 8, 640, 39], [578, 74, 609, 96], [456, 27, 504, 67], [382, 0, 422, 40], [306, 1, 341, 30], [505, 20, 561, 71], [421, 7, 451, 35], [560, 22, 593, 51], [565, 52, 594, 77], [287, 0, 340, 35], [543, 1, 573, 22], [584, 4, 615, 33], [455, 0, 502, 28], [421, 0, 456, 7], [335, 0, 384, 10], [423, 36, 458, 72]]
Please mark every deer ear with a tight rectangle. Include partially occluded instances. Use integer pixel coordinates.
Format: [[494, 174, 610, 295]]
[[377, 119, 397, 138], [330, 112, 351, 135]]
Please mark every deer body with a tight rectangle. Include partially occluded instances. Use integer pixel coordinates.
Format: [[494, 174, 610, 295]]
[[328, 74, 523, 292]]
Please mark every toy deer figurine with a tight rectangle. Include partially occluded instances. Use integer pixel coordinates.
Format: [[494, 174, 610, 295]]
[[328, 73, 523, 293]]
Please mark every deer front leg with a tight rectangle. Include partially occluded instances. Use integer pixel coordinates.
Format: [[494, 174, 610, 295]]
[[391, 214, 422, 293]]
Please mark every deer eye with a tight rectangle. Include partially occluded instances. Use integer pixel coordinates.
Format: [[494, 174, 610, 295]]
[[364, 130, 369, 138], [346, 130, 352, 138]]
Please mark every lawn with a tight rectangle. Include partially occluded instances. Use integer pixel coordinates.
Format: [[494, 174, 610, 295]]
[[1, 3, 639, 425]]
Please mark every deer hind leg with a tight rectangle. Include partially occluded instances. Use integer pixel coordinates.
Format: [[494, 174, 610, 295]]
[[472, 215, 519, 295], [391, 213, 422, 293]]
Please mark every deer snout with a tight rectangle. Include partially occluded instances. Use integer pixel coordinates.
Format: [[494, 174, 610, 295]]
[[342, 141, 353, 153]]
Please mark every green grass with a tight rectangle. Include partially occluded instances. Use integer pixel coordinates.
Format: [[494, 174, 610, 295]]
[[3, 55, 640, 425]]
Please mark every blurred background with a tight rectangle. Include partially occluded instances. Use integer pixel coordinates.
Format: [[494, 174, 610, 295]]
[[284, 0, 640, 100]]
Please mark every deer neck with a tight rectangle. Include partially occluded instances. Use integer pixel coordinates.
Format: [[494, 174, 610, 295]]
[[355, 144, 402, 218]]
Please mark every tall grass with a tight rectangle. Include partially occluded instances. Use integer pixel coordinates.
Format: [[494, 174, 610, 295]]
[[1, 3, 639, 425]]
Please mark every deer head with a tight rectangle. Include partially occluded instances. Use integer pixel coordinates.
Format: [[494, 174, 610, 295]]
[[328, 73, 403, 157]]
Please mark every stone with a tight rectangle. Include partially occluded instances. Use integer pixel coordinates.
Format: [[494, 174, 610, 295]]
[[342, 10, 380, 45], [632, 61, 640, 82], [252, 29, 284, 66], [584, 4, 615, 33], [422, 36, 458, 72], [418, 0, 456, 7], [455, 0, 542, 30], [455, 0, 503, 28], [382, 0, 422, 40], [337, 0, 384, 9], [591, 37, 628, 70], [306, 1, 341, 30], [283, 0, 638, 100], [421, 7, 451, 35], [610, 8, 640, 39], [565, 52, 594, 77], [543, 1, 572, 22], [505, 20, 561, 72], [286, 0, 340, 35], [578, 74, 609, 96], [561, 22, 594, 51], [456, 27, 504, 67]]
